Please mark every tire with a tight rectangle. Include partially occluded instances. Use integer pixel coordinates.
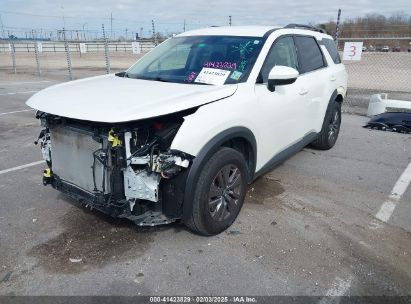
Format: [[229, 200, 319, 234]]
[[311, 100, 341, 150], [185, 147, 248, 236]]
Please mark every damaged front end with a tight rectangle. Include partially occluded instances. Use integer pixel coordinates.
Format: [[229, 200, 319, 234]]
[[35, 111, 193, 226]]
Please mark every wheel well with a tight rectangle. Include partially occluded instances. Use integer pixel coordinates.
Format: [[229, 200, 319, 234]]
[[335, 94, 343, 103], [221, 137, 255, 182]]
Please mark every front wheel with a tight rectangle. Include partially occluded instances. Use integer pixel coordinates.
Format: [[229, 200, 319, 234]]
[[311, 100, 341, 150], [185, 147, 248, 236]]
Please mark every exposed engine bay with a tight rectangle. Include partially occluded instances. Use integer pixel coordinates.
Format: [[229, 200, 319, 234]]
[[35, 110, 194, 226]]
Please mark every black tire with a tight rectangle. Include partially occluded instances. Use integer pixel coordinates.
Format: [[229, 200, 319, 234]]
[[185, 147, 248, 236], [311, 100, 341, 150]]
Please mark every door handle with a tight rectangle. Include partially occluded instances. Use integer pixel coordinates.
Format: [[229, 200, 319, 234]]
[[330, 75, 336, 81], [299, 88, 309, 95]]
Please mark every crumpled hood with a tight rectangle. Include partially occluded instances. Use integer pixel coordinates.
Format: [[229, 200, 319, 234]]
[[26, 74, 237, 123]]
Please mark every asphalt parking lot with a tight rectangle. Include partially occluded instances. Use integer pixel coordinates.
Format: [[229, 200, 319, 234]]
[[0, 73, 410, 297]]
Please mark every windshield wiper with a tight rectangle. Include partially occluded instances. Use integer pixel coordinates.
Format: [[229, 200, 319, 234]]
[[153, 77, 172, 83]]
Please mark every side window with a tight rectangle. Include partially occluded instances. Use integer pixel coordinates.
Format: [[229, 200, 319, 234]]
[[294, 36, 325, 73], [322, 38, 341, 64], [259, 36, 298, 83]]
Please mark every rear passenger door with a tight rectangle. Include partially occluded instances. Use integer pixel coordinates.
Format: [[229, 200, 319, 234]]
[[293, 35, 329, 132]]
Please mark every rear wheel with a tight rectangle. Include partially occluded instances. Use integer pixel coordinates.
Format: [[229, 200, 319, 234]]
[[311, 100, 341, 150], [185, 147, 248, 236]]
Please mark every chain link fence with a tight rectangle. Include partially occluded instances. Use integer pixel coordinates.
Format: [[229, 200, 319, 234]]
[[339, 37, 411, 114], [0, 29, 157, 81]]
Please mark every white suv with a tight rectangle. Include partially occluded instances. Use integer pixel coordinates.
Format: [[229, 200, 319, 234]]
[[27, 25, 347, 235]]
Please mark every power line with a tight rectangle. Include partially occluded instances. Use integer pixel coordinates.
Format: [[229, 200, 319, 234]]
[[0, 10, 214, 26], [0, 10, 79, 19]]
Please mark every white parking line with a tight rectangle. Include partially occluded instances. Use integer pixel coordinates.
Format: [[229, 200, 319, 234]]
[[0, 81, 51, 85], [0, 109, 34, 116], [0, 90, 39, 96], [376, 162, 411, 222], [319, 276, 352, 304], [0, 160, 44, 175]]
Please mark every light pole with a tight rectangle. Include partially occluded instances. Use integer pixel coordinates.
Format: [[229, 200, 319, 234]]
[[61, 6, 66, 28], [82, 23, 88, 41]]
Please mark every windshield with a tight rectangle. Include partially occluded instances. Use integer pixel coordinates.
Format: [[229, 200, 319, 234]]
[[126, 35, 265, 85]]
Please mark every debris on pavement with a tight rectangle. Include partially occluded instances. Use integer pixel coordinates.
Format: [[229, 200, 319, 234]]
[[364, 93, 411, 133], [1, 271, 12, 283], [226, 230, 242, 235]]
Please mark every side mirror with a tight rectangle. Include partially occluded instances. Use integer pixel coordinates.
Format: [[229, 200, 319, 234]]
[[267, 66, 299, 92]]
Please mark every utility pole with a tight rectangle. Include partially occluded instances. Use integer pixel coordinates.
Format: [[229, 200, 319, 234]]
[[110, 12, 113, 40], [0, 14, 5, 39], [229, 15, 232, 26], [82, 23, 87, 40], [61, 6, 66, 29], [183, 19, 186, 32], [335, 9, 341, 46], [125, 28, 128, 41]]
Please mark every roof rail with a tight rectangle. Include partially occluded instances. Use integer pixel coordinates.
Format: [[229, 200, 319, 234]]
[[284, 24, 327, 34]]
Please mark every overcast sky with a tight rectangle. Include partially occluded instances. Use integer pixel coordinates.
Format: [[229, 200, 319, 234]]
[[1, 0, 410, 37]]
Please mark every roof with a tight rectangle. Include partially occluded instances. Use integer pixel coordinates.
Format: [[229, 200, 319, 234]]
[[177, 26, 280, 37]]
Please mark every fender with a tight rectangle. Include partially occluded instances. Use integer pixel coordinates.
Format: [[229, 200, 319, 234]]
[[182, 127, 257, 222], [319, 89, 341, 130]]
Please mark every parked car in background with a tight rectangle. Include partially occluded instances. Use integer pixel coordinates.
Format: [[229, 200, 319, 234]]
[[368, 45, 376, 52], [382, 45, 390, 52], [392, 46, 401, 52], [362, 46, 367, 52]]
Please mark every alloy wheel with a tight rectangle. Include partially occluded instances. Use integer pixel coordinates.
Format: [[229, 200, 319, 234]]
[[328, 109, 340, 144], [208, 164, 242, 221]]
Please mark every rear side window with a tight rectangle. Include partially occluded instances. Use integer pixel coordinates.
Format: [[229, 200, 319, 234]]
[[322, 38, 341, 64], [294, 36, 325, 73]]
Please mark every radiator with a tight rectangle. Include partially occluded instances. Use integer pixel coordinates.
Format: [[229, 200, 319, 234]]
[[50, 126, 110, 194]]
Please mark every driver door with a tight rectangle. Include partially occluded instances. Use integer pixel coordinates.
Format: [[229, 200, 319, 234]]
[[254, 36, 310, 167]]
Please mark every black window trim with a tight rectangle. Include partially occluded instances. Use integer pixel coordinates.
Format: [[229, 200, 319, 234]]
[[318, 38, 342, 65], [256, 33, 328, 84], [292, 34, 328, 75]]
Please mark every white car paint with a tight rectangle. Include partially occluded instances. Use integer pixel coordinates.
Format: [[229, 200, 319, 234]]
[[268, 66, 299, 80], [177, 26, 280, 37], [27, 26, 347, 173], [26, 74, 237, 122], [172, 28, 347, 171], [367, 93, 411, 116]]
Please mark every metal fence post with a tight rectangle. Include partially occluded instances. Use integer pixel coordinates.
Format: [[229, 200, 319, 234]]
[[102, 24, 111, 74], [152, 20, 158, 46], [335, 9, 341, 46], [63, 29, 73, 80], [34, 40, 41, 76], [9, 39, 16, 74]]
